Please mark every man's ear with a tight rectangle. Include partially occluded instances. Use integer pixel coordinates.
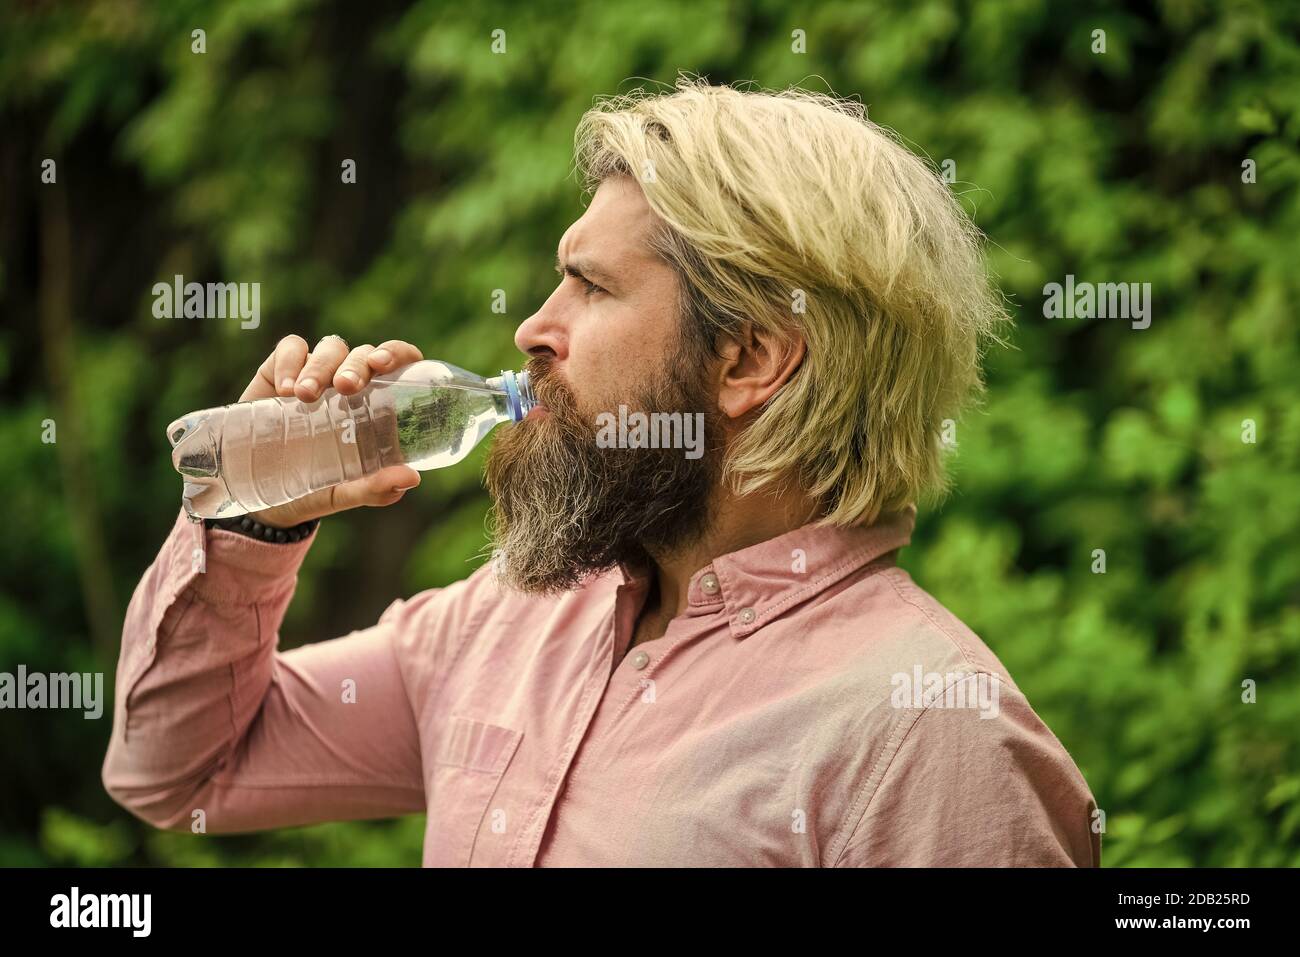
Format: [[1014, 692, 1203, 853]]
[[715, 322, 806, 419]]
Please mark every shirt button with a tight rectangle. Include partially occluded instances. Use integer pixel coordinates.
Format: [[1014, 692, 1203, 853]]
[[737, 607, 756, 625], [700, 573, 719, 595], [631, 651, 650, 670]]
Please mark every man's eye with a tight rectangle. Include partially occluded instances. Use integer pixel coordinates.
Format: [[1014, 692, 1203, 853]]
[[560, 266, 605, 297], [568, 272, 603, 296]]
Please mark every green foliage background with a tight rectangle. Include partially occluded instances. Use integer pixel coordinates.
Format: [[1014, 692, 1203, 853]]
[[1, 0, 1298, 866]]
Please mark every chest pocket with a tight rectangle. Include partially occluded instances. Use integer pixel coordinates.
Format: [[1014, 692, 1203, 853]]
[[424, 715, 523, 867]]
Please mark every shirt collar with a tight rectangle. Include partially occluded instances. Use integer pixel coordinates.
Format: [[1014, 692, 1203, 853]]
[[616, 505, 915, 640]]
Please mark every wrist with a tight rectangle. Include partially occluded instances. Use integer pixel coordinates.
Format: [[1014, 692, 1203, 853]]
[[204, 513, 320, 544]]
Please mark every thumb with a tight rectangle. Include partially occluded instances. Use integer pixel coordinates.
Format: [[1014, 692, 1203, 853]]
[[248, 465, 422, 526], [333, 465, 422, 511]]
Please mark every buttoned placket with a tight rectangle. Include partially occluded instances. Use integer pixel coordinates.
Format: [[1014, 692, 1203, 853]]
[[524, 555, 786, 865], [600, 564, 735, 719], [508, 577, 649, 866]]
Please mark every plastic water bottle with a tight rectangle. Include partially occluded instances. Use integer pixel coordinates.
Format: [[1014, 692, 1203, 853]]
[[167, 360, 534, 521]]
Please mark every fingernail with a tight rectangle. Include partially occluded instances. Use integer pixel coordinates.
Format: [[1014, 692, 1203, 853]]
[[394, 484, 418, 492], [370, 349, 392, 366], [279, 377, 295, 392], [299, 377, 318, 395], [339, 370, 360, 386]]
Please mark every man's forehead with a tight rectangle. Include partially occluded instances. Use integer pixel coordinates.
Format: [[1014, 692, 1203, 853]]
[[560, 177, 658, 271]]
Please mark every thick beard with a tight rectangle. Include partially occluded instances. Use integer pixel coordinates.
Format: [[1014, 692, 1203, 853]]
[[483, 342, 722, 595]]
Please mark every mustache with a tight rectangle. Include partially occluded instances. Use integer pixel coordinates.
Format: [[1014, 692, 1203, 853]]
[[523, 354, 714, 423], [522, 355, 569, 414]]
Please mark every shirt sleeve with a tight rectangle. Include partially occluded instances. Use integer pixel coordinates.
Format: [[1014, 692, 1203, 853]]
[[832, 672, 1101, 867], [101, 508, 447, 834]]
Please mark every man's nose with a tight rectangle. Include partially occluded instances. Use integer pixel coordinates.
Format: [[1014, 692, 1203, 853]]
[[514, 292, 568, 359]]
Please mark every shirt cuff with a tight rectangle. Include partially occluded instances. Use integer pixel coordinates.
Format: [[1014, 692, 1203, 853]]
[[160, 506, 319, 606]]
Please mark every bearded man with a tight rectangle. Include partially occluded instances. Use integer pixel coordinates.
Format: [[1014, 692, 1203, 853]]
[[104, 79, 1099, 867]]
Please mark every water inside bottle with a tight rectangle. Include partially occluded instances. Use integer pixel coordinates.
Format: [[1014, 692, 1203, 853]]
[[394, 383, 508, 469], [169, 364, 519, 520]]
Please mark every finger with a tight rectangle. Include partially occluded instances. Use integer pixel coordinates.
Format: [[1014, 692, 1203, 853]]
[[242, 335, 309, 401], [295, 334, 351, 401], [272, 335, 310, 396], [366, 340, 424, 372], [334, 344, 376, 395], [241, 350, 280, 402]]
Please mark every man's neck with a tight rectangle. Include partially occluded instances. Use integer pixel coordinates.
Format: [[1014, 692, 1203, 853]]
[[643, 486, 823, 626]]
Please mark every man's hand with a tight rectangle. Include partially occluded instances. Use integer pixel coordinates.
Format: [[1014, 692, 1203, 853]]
[[239, 334, 425, 529]]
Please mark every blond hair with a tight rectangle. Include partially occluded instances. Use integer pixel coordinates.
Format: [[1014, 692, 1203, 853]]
[[574, 77, 1011, 526]]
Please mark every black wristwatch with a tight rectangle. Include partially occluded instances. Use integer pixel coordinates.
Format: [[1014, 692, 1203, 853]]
[[204, 514, 320, 544]]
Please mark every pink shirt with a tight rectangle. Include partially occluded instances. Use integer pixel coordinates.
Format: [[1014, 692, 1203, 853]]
[[103, 505, 1100, 866]]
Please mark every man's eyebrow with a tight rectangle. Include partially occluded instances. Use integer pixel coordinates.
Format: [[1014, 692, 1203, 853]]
[[555, 252, 616, 285]]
